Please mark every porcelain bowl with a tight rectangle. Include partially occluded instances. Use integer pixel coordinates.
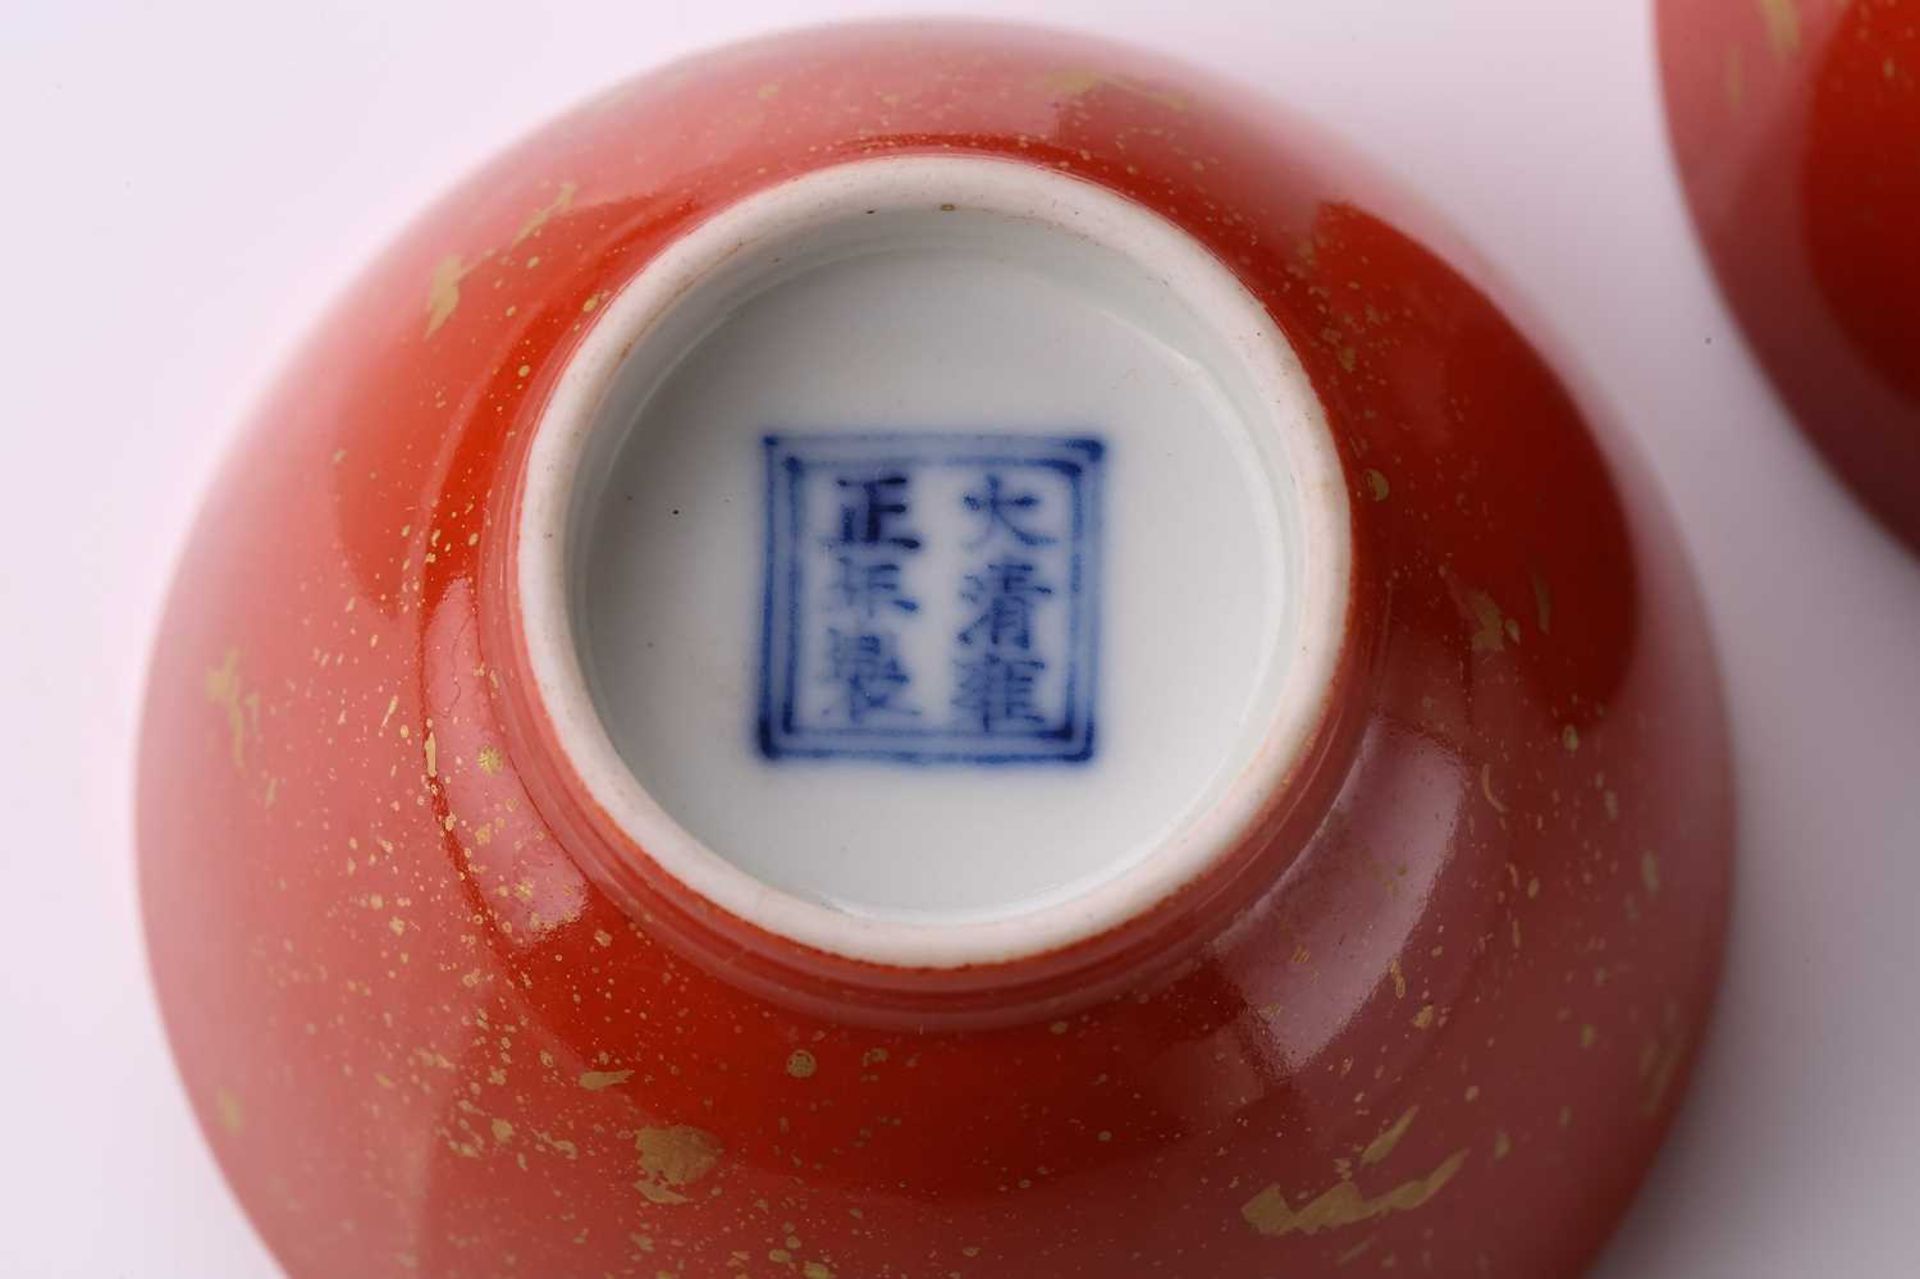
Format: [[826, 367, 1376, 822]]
[[1660, 0, 1920, 549], [139, 22, 1732, 1277]]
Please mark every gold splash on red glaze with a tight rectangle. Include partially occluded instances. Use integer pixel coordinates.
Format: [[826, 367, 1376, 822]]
[[203, 649, 258, 769], [214, 1086, 244, 1134], [1479, 764, 1509, 815], [1359, 1107, 1419, 1167], [634, 1125, 723, 1205], [511, 181, 578, 248], [1758, 0, 1803, 58], [1465, 591, 1508, 654], [424, 256, 472, 336], [1033, 67, 1190, 111], [1242, 1150, 1469, 1238]]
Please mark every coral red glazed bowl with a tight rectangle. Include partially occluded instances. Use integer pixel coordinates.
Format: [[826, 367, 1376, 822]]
[[1660, 0, 1920, 549], [139, 21, 1732, 1278]]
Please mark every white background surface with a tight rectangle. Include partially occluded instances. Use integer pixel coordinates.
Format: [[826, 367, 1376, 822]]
[[2, 1, 1916, 1275]]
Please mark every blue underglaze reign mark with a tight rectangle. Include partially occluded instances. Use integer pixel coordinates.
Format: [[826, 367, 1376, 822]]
[[757, 432, 1104, 765]]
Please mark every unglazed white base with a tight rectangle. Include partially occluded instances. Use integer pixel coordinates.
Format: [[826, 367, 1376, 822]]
[[517, 156, 1349, 966]]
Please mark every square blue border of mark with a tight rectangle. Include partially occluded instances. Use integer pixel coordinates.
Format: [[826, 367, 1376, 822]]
[[756, 431, 1104, 765]]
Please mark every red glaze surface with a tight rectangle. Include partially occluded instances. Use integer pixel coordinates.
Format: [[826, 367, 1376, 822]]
[[1660, 0, 1920, 548], [140, 23, 1731, 1278]]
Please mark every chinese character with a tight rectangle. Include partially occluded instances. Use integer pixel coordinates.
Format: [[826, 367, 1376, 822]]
[[958, 559, 1053, 651], [952, 652, 1048, 732], [832, 472, 921, 548], [760, 432, 1099, 763], [962, 472, 1055, 547], [830, 555, 919, 619], [821, 629, 917, 724]]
